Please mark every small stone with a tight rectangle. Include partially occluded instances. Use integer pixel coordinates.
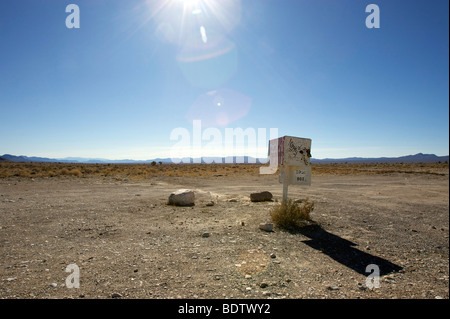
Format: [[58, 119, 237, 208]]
[[250, 191, 273, 202], [270, 253, 276, 259], [229, 199, 238, 202], [357, 283, 367, 291], [6, 277, 17, 282], [205, 202, 214, 207], [245, 275, 252, 279], [49, 283, 58, 288], [202, 232, 210, 238], [262, 291, 271, 296], [260, 282, 268, 288], [327, 286, 339, 291], [259, 223, 274, 232], [111, 293, 122, 298]]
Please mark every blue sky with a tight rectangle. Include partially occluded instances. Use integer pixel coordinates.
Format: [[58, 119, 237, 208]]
[[0, 0, 448, 160]]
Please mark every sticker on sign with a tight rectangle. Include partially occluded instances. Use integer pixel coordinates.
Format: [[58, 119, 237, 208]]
[[279, 166, 311, 186]]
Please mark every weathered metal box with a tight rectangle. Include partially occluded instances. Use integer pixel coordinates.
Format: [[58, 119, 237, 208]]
[[269, 136, 312, 167], [269, 136, 312, 186]]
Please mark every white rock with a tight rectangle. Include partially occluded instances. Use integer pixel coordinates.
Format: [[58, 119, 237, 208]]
[[168, 189, 195, 206]]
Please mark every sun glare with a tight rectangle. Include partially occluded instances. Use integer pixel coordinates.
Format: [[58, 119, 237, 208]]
[[147, 0, 242, 42]]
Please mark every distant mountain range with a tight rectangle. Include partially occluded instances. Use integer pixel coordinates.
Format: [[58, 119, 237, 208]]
[[0, 153, 448, 164]]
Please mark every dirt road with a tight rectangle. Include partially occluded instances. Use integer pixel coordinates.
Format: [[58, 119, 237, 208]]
[[0, 170, 448, 299]]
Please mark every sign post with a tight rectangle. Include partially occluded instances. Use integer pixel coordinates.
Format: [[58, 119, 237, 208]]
[[268, 136, 312, 202], [281, 166, 290, 202]]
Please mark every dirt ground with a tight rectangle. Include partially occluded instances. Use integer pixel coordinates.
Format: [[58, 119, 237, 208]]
[[0, 165, 448, 299]]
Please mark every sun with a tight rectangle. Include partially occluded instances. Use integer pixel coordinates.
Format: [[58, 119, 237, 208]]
[[146, 0, 241, 35]]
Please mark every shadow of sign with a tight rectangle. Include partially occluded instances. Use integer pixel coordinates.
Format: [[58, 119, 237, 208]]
[[294, 223, 403, 276]]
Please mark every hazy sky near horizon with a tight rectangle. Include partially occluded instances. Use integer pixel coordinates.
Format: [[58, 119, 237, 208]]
[[0, 0, 448, 160]]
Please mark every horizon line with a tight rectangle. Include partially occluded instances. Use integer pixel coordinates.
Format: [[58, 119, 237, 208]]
[[1, 152, 449, 163]]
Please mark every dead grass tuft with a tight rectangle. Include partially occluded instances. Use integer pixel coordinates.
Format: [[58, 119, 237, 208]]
[[270, 198, 314, 230]]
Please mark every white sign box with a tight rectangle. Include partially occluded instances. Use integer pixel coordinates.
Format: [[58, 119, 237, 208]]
[[269, 136, 312, 167], [269, 136, 312, 186]]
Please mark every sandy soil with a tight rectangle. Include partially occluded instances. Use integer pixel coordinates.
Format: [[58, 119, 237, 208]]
[[0, 169, 448, 299]]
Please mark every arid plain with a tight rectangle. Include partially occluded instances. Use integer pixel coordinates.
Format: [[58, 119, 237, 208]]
[[0, 162, 448, 299]]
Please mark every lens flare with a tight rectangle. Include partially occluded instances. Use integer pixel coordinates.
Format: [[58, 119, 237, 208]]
[[187, 89, 252, 127]]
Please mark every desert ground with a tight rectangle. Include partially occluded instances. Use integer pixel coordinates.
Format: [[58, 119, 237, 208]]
[[0, 162, 448, 299]]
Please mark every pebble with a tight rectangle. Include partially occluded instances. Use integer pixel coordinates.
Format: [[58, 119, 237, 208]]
[[357, 283, 367, 291], [259, 223, 274, 232], [49, 283, 57, 288], [270, 253, 276, 259], [111, 293, 122, 298], [202, 232, 210, 238], [260, 282, 268, 288]]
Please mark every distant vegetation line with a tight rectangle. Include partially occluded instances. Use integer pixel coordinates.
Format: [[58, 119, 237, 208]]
[[0, 162, 448, 179]]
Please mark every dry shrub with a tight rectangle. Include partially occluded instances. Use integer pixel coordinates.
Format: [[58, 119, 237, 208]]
[[270, 198, 314, 230], [60, 168, 70, 175], [16, 170, 31, 178], [69, 168, 82, 177]]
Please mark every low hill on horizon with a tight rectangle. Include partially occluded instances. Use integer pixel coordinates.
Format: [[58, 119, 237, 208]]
[[1, 153, 448, 164]]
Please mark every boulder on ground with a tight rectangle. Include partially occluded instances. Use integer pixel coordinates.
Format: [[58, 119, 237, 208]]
[[250, 191, 273, 202], [168, 189, 195, 206]]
